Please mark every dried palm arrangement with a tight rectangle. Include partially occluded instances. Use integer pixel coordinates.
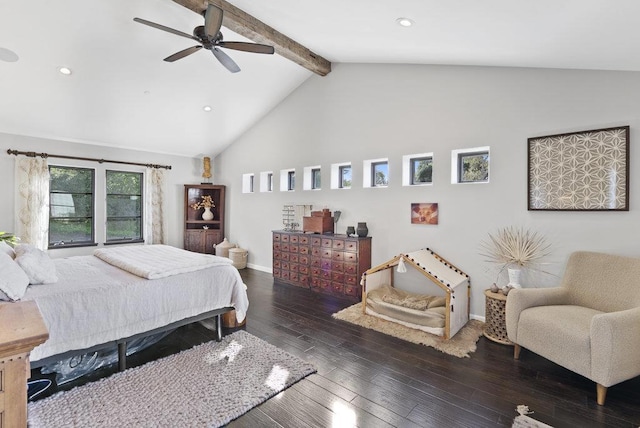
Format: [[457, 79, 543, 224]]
[[480, 226, 552, 293]]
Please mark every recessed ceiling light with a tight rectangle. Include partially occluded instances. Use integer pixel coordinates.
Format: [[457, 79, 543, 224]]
[[396, 18, 414, 27], [0, 47, 19, 62], [58, 66, 72, 75], [203, 105, 212, 112]]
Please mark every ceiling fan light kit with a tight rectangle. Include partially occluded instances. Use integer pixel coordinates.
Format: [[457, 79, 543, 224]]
[[134, 3, 274, 73]]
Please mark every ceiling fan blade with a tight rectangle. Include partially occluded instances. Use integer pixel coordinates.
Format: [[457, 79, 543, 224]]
[[164, 45, 202, 62], [212, 47, 240, 73], [133, 18, 198, 42], [204, 4, 223, 40], [218, 41, 275, 55]]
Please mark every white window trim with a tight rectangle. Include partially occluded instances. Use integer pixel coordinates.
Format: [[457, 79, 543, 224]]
[[303, 165, 321, 191], [259, 171, 273, 193], [242, 173, 254, 193], [280, 168, 295, 192], [451, 146, 490, 184], [330, 162, 352, 189], [363, 158, 389, 188], [402, 153, 434, 187]]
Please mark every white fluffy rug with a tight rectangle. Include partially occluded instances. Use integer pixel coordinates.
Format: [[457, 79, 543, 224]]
[[28, 330, 316, 427], [332, 303, 484, 358]]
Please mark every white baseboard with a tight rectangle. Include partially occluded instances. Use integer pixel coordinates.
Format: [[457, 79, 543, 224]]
[[470, 314, 486, 323], [246, 263, 272, 273]]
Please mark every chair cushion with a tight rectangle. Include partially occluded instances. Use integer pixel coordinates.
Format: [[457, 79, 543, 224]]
[[517, 305, 602, 379]]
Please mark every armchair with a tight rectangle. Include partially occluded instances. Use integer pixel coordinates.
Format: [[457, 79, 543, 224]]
[[505, 251, 640, 405]]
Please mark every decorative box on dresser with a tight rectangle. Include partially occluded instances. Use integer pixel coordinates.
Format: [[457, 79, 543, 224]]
[[184, 184, 225, 254], [0, 301, 49, 428], [272, 231, 372, 301]]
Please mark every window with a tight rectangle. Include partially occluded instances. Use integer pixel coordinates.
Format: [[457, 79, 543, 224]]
[[339, 165, 352, 189], [49, 166, 95, 247], [288, 170, 295, 191], [311, 168, 321, 189], [372, 161, 389, 187], [242, 173, 255, 193], [459, 151, 489, 183], [279, 169, 295, 192], [451, 147, 490, 184], [259, 171, 273, 192], [410, 156, 433, 185], [106, 170, 143, 243]]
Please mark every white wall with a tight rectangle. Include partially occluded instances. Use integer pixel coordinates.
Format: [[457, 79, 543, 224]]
[[214, 63, 640, 318], [0, 132, 205, 257]]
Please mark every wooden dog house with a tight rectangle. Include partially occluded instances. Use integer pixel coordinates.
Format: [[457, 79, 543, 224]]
[[361, 248, 470, 339]]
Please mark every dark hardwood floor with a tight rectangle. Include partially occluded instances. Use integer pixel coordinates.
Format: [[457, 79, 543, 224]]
[[31, 269, 640, 427]]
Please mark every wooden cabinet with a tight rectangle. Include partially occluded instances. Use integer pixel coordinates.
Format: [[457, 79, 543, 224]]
[[184, 184, 225, 254], [0, 301, 49, 428], [273, 231, 371, 301]]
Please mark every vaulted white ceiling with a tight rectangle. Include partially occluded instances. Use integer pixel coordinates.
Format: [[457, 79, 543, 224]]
[[1, 0, 638, 157]]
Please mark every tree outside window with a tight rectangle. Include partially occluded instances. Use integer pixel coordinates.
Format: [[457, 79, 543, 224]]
[[459, 152, 489, 183], [411, 157, 433, 184], [106, 170, 143, 242], [372, 162, 388, 187], [49, 166, 95, 247], [339, 165, 352, 189]]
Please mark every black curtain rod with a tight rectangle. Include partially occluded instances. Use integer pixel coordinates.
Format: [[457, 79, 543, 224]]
[[6, 149, 172, 170]]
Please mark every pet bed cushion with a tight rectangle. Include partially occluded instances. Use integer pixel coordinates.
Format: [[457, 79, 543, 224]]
[[367, 284, 446, 329]]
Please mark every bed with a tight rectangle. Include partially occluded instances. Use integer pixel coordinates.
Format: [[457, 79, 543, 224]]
[[17, 245, 249, 370]]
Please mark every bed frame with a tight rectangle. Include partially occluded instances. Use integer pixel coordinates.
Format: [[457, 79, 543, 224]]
[[31, 306, 234, 371]]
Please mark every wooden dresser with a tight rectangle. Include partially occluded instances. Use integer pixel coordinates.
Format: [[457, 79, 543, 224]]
[[0, 301, 49, 428], [272, 231, 372, 301]]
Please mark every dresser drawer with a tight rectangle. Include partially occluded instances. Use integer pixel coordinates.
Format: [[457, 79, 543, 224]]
[[332, 251, 344, 261], [321, 249, 332, 259], [290, 253, 299, 263], [299, 235, 310, 245], [332, 261, 344, 272], [290, 244, 299, 253], [332, 272, 345, 282], [289, 235, 299, 244], [299, 246, 310, 255], [273, 242, 281, 251], [332, 239, 345, 250], [345, 274, 358, 286], [311, 247, 322, 257], [299, 255, 309, 265], [273, 260, 281, 269], [273, 233, 281, 242], [344, 263, 357, 275], [345, 240, 359, 252], [311, 237, 322, 246], [344, 252, 357, 263], [281, 234, 290, 243], [321, 259, 332, 270], [321, 238, 333, 248]]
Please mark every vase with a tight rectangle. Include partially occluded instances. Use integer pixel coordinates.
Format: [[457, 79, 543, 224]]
[[507, 268, 522, 289], [202, 206, 214, 221], [356, 222, 368, 237], [346, 226, 355, 236]]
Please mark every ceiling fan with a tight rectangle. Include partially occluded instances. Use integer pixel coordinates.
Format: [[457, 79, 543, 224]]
[[133, 3, 275, 73]]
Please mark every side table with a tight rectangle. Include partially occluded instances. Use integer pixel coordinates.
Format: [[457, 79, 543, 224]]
[[483, 289, 513, 345]]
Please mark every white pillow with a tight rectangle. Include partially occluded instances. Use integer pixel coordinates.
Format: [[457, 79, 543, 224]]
[[0, 241, 14, 258], [14, 244, 58, 285], [0, 252, 30, 301]]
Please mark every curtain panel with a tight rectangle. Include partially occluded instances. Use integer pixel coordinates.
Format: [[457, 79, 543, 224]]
[[15, 157, 50, 250], [144, 167, 167, 245]]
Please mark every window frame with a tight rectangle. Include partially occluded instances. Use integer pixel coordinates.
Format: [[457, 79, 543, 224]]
[[410, 156, 433, 185], [105, 169, 144, 245], [371, 161, 389, 187], [287, 170, 296, 191], [458, 150, 489, 183], [48, 165, 96, 249], [339, 165, 352, 189], [311, 168, 321, 190]]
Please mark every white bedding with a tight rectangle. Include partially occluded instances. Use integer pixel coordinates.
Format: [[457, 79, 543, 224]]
[[94, 244, 232, 279], [24, 253, 249, 363]]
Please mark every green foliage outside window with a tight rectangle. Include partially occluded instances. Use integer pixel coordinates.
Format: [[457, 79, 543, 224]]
[[460, 152, 489, 182]]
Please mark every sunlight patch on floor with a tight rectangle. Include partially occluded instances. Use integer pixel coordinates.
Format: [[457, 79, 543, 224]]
[[264, 364, 290, 391], [331, 401, 357, 427], [205, 340, 243, 364]]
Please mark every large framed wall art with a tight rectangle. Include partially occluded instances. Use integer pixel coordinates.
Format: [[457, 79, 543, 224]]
[[528, 126, 629, 211]]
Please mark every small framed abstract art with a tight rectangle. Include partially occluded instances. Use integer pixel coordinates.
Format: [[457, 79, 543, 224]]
[[411, 203, 438, 224], [528, 126, 629, 211]]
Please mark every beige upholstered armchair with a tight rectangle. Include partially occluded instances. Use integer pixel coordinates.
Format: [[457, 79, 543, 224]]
[[505, 251, 640, 405]]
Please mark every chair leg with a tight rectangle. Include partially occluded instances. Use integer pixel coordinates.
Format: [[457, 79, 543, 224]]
[[513, 344, 521, 360], [596, 383, 607, 406]]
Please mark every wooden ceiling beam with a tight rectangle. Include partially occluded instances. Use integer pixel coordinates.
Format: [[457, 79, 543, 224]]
[[171, 0, 331, 76]]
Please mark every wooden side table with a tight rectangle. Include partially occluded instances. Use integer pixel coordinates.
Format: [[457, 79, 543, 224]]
[[0, 301, 49, 427], [483, 289, 513, 345]]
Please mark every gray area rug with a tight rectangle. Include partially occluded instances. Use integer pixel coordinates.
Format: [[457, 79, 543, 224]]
[[28, 330, 316, 427], [332, 302, 484, 358]]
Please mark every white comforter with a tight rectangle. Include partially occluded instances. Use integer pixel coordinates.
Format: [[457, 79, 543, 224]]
[[24, 252, 249, 362], [94, 245, 232, 279]]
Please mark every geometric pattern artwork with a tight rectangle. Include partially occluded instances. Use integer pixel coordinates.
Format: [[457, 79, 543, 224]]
[[528, 126, 629, 211]]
